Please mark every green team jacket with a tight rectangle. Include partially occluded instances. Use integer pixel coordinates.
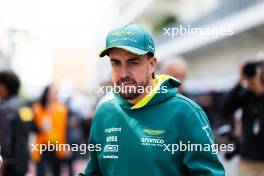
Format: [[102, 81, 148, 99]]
[[80, 74, 225, 176]]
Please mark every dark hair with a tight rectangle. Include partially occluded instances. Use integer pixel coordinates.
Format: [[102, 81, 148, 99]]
[[147, 52, 155, 79], [40, 85, 51, 107], [243, 61, 259, 78], [0, 70, 20, 97], [147, 52, 154, 58]]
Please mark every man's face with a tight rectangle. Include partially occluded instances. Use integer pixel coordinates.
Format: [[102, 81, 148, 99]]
[[0, 83, 8, 99], [109, 48, 156, 100], [246, 69, 264, 95], [166, 63, 187, 83], [47, 85, 58, 103], [165, 61, 187, 93], [261, 62, 264, 84]]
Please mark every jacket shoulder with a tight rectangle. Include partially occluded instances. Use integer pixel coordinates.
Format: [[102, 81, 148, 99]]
[[95, 98, 117, 116], [172, 93, 202, 112]]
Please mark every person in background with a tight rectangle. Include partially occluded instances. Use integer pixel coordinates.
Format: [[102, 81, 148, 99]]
[[163, 57, 188, 94], [0, 148, 2, 169], [32, 85, 68, 176], [65, 97, 84, 176], [221, 60, 264, 176], [0, 70, 33, 176], [260, 60, 264, 84]]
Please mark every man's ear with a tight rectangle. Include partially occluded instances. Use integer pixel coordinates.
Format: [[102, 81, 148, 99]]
[[149, 57, 157, 74]]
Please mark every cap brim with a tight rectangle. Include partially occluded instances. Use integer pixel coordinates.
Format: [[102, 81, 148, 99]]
[[99, 46, 148, 57]]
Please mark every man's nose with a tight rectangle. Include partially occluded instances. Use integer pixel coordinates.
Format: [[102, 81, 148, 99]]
[[120, 65, 129, 78]]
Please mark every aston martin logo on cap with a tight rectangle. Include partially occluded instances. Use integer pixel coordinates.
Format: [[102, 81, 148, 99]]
[[112, 31, 136, 37]]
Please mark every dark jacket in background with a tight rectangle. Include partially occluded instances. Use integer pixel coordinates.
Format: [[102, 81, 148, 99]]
[[0, 96, 33, 175], [221, 84, 264, 160]]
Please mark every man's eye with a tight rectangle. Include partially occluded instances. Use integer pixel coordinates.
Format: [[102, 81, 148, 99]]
[[129, 62, 139, 65], [111, 62, 120, 66]]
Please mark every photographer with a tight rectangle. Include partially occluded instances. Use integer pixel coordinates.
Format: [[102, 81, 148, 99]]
[[221, 60, 264, 175]]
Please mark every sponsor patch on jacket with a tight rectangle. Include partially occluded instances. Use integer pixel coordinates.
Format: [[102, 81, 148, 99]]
[[143, 129, 166, 136], [19, 107, 33, 122]]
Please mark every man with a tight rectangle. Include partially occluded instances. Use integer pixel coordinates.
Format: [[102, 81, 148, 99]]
[[221, 61, 264, 175], [163, 57, 188, 94], [80, 23, 224, 176], [0, 70, 33, 176]]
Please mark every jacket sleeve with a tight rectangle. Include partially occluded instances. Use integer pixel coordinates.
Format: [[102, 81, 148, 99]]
[[220, 84, 245, 122], [79, 116, 102, 176], [182, 108, 225, 176]]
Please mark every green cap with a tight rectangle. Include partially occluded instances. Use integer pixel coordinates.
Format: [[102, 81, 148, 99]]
[[99, 23, 155, 57]]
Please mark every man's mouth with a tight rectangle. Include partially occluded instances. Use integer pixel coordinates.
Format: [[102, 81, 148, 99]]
[[121, 82, 136, 86]]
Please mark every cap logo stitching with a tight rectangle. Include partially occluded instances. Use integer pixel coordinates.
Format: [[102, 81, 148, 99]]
[[110, 38, 138, 44], [112, 31, 135, 36]]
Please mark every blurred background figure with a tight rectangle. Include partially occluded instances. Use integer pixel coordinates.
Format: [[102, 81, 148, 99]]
[[0, 148, 2, 169], [0, 70, 33, 176], [32, 85, 69, 176], [64, 91, 93, 176], [64, 106, 82, 176], [260, 60, 264, 85], [220, 60, 264, 176], [163, 56, 188, 94]]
